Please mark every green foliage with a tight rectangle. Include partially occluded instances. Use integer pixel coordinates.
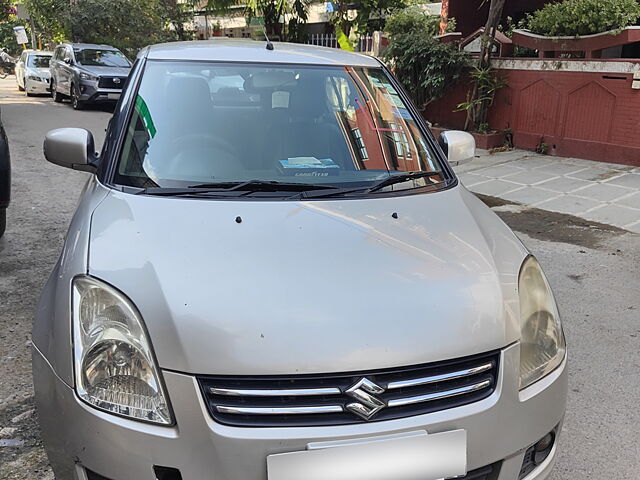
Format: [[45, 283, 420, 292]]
[[456, 67, 506, 132], [331, 0, 407, 38], [527, 0, 640, 37], [385, 6, 449, 37], [23, 0, 67, 43], [238, 0, 308, 41], [0, 1, 16, 22], [0, 18, 32, 55], [24, 0, 197, 56], [69, 0, 167, 56], [384, 10, 470, 109]]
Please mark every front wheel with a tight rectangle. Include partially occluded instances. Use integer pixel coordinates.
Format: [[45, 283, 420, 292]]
[[71, 84, 84, 110], [51, 79, 63, 103]]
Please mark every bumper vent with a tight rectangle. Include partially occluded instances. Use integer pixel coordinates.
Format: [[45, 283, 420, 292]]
[[98, 76, 126, 89], [453, 462, 501, 480], [519, 445, 536, 479], [198, 351, 499, 427]]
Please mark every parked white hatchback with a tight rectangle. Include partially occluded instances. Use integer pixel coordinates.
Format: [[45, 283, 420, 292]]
[[15, 49, 52, 95], [33, 39, 567, 480]]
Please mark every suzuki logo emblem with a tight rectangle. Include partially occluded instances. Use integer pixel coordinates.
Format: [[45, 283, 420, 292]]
[[113, 78, 121, 84], [345, 378, 386, 420]]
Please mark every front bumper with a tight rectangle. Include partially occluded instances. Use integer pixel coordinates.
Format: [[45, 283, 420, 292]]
[[26, 77, 50, 94], [78, 82, 121, 104], [33, 343, 567, 480]]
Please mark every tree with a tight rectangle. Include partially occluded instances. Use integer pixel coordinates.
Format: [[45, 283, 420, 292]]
[[0, 18, 32, 55], [384, 7, 469, 109], [527, 0, 640, 37], [332, 0, 407, 38], [158, 0, 198, 41], [24, 0, 192, 55], [463, 0, 506, 131], [206, 0, 308, 42]]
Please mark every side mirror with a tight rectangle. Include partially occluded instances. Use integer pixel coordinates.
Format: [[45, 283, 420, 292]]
[[439, 131, 476, 165], [44, 128, 98, 173], [63, 57, 72, 65]]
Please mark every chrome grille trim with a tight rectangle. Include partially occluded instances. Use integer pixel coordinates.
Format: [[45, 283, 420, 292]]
[[386, 362, 494, 390], [387, 380, 492, 407], [216, 405, 344, 415], [210, 386, 341, 397], [198, 350, 499, 427]]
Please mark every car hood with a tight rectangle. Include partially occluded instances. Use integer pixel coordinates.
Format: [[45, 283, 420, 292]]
[[77, 65, 130, 77], [88, 185, 528, 375]]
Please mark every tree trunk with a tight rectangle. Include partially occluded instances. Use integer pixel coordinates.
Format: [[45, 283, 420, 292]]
[[479, 0, 506, 70], [439, 0, 450, 35], [465, 0, 507, 131]]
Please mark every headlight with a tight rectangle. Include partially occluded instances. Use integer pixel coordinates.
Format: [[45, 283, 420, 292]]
[[72, 276, 173, 424], [80, 72, 98, 81], [518, 256, 566, 390]]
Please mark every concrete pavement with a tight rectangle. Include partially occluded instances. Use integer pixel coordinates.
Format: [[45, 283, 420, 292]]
[[455, 150, 640, 233]]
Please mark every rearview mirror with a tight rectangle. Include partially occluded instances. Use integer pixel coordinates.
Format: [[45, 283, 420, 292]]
[[44, 128, 98, 172], [438, 131, 475, 165]]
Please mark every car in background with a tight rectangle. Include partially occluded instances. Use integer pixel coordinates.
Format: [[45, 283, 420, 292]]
[[15, 49, 53, 96], [49, 43, 131, 109], [0, 118, 10, 237]]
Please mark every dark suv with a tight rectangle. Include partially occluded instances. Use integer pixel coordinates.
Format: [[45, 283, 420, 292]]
[[49, 43, 132, 109]]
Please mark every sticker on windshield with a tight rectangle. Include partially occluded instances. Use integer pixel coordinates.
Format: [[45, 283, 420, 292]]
[[278, 157, 340, 177], [272, 91, 290, 109]]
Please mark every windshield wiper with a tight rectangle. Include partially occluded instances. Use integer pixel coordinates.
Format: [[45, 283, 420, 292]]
[[366, 171, 443, 193], [188, 180, 339, 192], [139, 180, 341, 197], [297, 171, 444, 199]]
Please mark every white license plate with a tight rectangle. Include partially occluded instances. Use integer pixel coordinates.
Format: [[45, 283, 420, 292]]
[[107, 93, 120, 100], [267, 430, 467, 480]]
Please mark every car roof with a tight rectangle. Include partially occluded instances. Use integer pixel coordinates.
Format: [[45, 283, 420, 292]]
[[142, 39, 380, 68], [65, 43, 119, 50], [28, 50, 52, 55]]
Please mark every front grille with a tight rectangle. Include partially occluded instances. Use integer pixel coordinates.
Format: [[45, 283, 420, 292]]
[[451, 462, 501, 480], [98, 76, 126, 89], [198, 350, 499, 427]]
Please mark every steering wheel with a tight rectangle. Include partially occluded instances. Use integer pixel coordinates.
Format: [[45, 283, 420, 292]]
[[163, 134, 241, 182]]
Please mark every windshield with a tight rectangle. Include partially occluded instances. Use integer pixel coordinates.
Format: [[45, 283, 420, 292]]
[[28, 55, 51, 68], [115, 61, 447, 196], [75, 49, 129, 67]]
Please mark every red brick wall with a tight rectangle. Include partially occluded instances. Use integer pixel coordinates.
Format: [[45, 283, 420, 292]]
[[424, 66, 640, 166]]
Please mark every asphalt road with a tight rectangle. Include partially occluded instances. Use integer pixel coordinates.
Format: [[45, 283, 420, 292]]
[[0, 76, 639, 479]]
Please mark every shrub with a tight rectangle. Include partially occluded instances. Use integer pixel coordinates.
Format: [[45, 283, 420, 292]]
[[385, 6, 444, 37], [384, 8, 468, 109], [527, 0, 640, 37]]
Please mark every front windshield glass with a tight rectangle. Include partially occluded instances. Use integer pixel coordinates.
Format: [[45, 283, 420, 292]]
[[28, 55, 51, 68], [115, 61, 447, 195], [75, 49, 129, 67]]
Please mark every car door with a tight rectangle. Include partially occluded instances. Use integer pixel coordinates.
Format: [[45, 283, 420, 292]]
[[50, 47, 61, 89], [60, 47, 74, 95]]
